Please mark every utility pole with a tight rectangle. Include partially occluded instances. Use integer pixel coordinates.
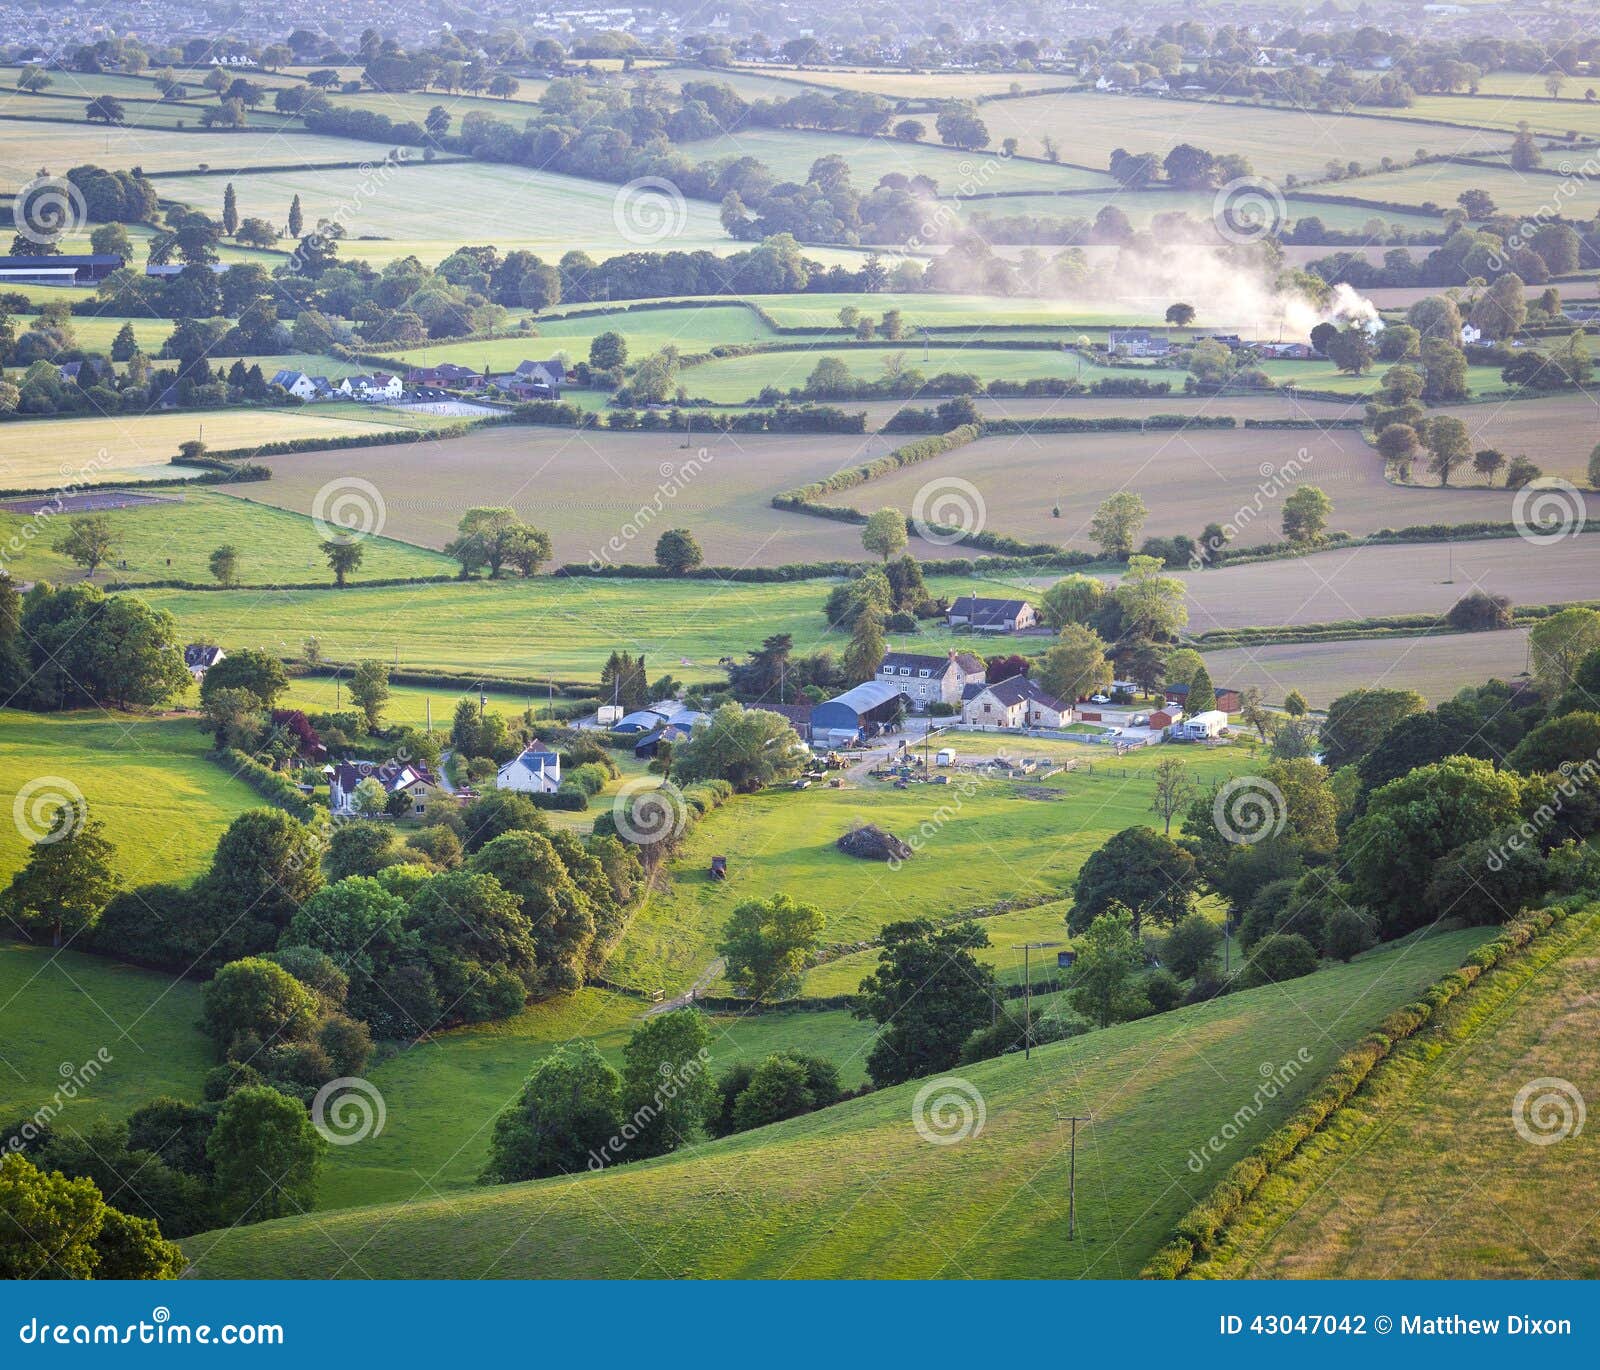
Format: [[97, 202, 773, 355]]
[[1065, 1116, 1090, 1239], [1020, 941, 1063, 1060]]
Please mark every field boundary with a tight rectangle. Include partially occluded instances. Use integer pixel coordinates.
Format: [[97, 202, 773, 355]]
[[1142, 902, 1593, 1279]]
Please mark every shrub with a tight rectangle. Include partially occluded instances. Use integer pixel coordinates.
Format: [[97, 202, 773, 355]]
[[1240, 932, 1319, 988]]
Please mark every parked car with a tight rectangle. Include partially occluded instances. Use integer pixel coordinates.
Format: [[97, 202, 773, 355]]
[[1089, 693, 1111, 704]]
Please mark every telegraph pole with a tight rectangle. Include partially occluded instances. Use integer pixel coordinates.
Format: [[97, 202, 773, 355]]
[[1065, 1115, 1090, 1239]]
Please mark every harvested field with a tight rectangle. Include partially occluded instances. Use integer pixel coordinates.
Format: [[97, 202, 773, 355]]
[[1431, 394, 1600, 485], [975, 92, 1511, 182], [218, 425, 900, 567], [857, 427, 1543, 547], [1201, 628, 1532, 708]]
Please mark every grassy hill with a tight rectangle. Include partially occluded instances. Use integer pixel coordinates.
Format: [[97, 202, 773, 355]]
[[1195, 906, 1600, 1279], [180, 927, 1489, 1279]]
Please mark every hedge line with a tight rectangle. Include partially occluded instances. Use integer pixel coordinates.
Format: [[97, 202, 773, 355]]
[[209, 748, 319, 823], [1192, 596, 1600, 647], [1241, 417, 1366, 430], [772, 423, 983, 508], [1141, 902, 1586, 1279], [982, 415, 1234, 434]]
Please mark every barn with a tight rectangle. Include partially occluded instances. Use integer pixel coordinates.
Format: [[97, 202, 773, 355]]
[[809, 681, 912, 746]]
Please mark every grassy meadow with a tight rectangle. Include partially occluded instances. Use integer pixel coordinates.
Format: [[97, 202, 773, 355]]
[[181, 928, 1492, 1277], [0, 710, 258, 884]]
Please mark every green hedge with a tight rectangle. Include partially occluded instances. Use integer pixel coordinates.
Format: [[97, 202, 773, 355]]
[[209, 748, 319, 823], [773, 423, 983, 508], [1141, 903, 1584, 1279]]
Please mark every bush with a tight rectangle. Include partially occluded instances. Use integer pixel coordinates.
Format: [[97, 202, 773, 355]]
[[1321, 907, 1376, 962], [1239, 933, 1319, 988], [1143, 968, 1184, 1012], [1446, 589, 1514, 632]]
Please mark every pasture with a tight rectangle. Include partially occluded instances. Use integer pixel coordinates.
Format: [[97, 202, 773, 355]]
[[962, 188, 1443, 233], [215, 424, 899, 567], [1201, 628, 1533, 708], [1403, 93, 1600, 140], [975, 93, 1510, 181], [181, 928, 1492, 1277], [853, 426, 1534, 546], [0, 488, 450, 586], [0, 408, 433, 490], [1212, 909, 1600, 1279], [769, 68, 1079, 100], [677, 127, 1118, 195], [310, 988, 878, 1210], [1331, 161, 1600, 218], [0, 117, 402, 178], [0, 940, 212, 1132], [605, 744, 1254, 994], [157, 161, 735, 259], [0, 710, 259, 884]]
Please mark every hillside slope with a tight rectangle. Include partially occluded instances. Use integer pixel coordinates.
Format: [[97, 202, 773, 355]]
[[181, 929, 1488, 1280], [1202, 907, 1600, 1279]]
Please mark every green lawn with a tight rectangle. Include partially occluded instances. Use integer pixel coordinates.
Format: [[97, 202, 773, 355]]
[[0, 489, 451, 587], [962, 188, 1442, 233], [181, 927, 1492, 1278], [607, 744, 1256, 995], [0, 940, 212, 1132], [0, 710, 259, 884]]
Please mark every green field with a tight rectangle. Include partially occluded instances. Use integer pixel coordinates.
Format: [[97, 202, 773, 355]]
[[1206, 907, 1600, 1279], [0, 489, 450, 586], [0, 710, 259, 884], [975, 92, 1511, 181], [606, 744, 1255, 994], [1404, 93, 1600, 139], [0, 407, 434, 490], [157, 161, 734, 259], [0, 940, 212, 1129], [180, 927, 1492, 1277], [678, 127, 1118, 196], [1332, 161, 1600, 218], [962, 188, 1443, 233]]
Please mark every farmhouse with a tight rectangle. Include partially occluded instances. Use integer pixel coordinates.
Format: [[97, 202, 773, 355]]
[[182, 644, 224, 681], [961, 676, 1072, 730], [496, 745, 562, 794], [405, 363, 483, 389], [329, 758, 447, 817], [875, 651, 978, 710], [0, 254, 123, 286], [811, 680, 912, 746], [947, 596, 1038, 633], [1107, 329, 1171, 358], [346, 373, 404, 402], [269, 370, 320, 401]]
